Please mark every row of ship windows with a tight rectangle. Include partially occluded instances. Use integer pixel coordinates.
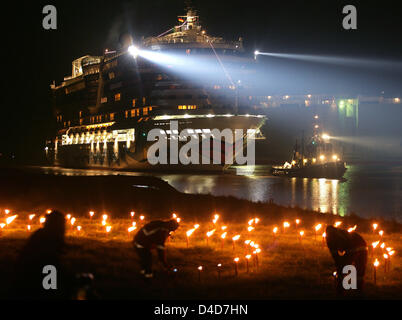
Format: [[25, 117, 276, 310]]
[[58, 107, 154, 127], [153, 95, 209, 100], [178, 105, 197, 110], [101, 94, 147, 106]]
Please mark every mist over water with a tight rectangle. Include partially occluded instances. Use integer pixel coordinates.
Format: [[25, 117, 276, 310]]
[[331, 136, 402, 154], [256, 52, 402, 70]]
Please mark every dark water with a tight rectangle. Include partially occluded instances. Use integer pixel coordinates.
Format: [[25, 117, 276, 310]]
[[26, 164, 402, 222]]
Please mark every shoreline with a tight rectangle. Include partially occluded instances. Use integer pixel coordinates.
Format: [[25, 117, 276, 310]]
[[0, 166, 401, 232]]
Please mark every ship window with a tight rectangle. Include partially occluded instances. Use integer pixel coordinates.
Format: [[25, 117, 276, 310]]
[[125, 111, 129, 119], [80, 118, 84, 125], [149, 107, 153, 112], [79, 111, 83, 118], [136, 109, 140, 116], [143, 108, 149, 116], [109, 72, 115, 80], [156, 74, 163, 81], [133, 99, 137, 107], [130, 109, 136, 117], [142, 97, 146, 105], [101, 97, 108, 104], [115, 93, 121, 101], [110, 113, 115, 121]]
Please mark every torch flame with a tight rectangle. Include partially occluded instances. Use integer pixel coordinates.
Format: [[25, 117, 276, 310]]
[[372, 241, 380, 248], [374, 259, 380, 267], [207, 229, 216, 237], [334, 221, 342, 227], [232, 235, 241, 241], [315, 224, 322, 232], [6, 215, 18, 225], [186, 229, 195, 237], [347, 225, 357, 232], [221, 232, 227, 239]]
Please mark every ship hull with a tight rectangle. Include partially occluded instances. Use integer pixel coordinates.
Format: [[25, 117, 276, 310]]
[[271, 162, 347, 179], [48, 114, 266, 173]]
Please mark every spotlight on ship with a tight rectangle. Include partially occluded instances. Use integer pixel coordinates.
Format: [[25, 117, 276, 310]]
[[128, 45, 140, 58], [322, 133, 331, 141]]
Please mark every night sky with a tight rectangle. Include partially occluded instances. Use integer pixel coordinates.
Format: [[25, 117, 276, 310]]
[[2, 0, 401, 162]]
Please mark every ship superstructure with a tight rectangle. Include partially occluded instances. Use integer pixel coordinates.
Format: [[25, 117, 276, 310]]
[[46, 8, 266, 171]]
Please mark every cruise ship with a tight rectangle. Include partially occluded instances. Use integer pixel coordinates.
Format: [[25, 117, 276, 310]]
[[45, 8, 266, 172]]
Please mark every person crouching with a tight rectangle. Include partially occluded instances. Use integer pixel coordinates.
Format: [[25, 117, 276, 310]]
[[326, 225, 368, 296], [133, 219, 179, 279]]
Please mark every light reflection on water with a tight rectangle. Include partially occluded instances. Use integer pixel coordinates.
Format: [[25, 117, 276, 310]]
[[35, 164, 402, 222]]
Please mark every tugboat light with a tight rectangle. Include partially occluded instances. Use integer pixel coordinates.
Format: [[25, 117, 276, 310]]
[[128, 45, 140, 58]]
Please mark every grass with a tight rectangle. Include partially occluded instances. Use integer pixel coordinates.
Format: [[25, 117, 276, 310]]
[[0, 214, 401, 300]]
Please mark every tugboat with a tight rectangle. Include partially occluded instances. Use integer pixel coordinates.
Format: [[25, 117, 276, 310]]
[[271, 115, 347, 179]]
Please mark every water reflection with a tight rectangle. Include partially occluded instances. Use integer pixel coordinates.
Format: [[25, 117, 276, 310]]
[[32, 164, 402, 221]]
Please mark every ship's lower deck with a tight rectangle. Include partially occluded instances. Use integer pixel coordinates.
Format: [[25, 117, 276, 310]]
[[46, 114, 266, 172]]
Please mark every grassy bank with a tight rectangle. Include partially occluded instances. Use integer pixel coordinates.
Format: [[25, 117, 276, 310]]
[[0, 167, 401, 299], [0, 213, 401, 299]]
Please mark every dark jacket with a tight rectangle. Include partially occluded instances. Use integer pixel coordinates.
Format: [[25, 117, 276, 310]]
[[134, 220, 171, 250]]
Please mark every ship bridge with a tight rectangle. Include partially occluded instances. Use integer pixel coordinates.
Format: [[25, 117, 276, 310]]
[[143, 9, 244, 52]]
